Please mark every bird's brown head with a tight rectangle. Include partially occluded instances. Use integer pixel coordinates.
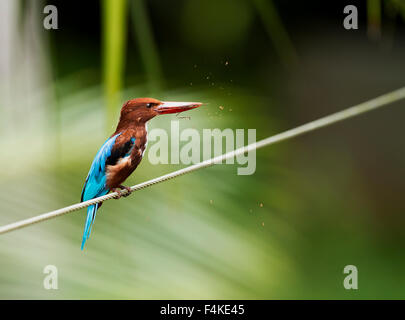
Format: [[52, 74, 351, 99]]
[[119, 98, 202, 124]]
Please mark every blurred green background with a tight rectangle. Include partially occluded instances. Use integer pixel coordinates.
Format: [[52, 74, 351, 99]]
[[1, 0, 405, 299]]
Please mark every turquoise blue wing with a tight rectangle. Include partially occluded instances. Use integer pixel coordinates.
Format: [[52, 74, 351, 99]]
[[80, 133, 121, 250], [81, 133, 121, 202]]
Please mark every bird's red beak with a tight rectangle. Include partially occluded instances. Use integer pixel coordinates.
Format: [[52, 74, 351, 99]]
[[155, 101, 202, 114]]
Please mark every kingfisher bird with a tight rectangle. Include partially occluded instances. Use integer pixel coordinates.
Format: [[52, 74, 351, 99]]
[[80, 98, 202, 249]]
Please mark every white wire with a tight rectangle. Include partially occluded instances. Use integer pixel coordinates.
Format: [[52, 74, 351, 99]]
[[1, 86, 405, 235]]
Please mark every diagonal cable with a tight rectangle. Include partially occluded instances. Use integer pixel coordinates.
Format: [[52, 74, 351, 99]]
[[1, 87, 405, 235]]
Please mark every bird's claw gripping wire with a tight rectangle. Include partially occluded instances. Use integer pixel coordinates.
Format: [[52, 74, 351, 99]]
[[112, 185, 132, 199]]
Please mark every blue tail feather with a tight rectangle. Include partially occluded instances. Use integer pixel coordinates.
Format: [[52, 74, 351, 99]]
[[81, 204, 99, 250]]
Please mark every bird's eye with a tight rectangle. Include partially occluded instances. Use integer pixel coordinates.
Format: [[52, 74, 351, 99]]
[[146, 103, 153, 108]]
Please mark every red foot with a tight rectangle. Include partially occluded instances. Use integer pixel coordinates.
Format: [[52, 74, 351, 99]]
[[119, 185, 132, 197], [112, 185, 132, 199]]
